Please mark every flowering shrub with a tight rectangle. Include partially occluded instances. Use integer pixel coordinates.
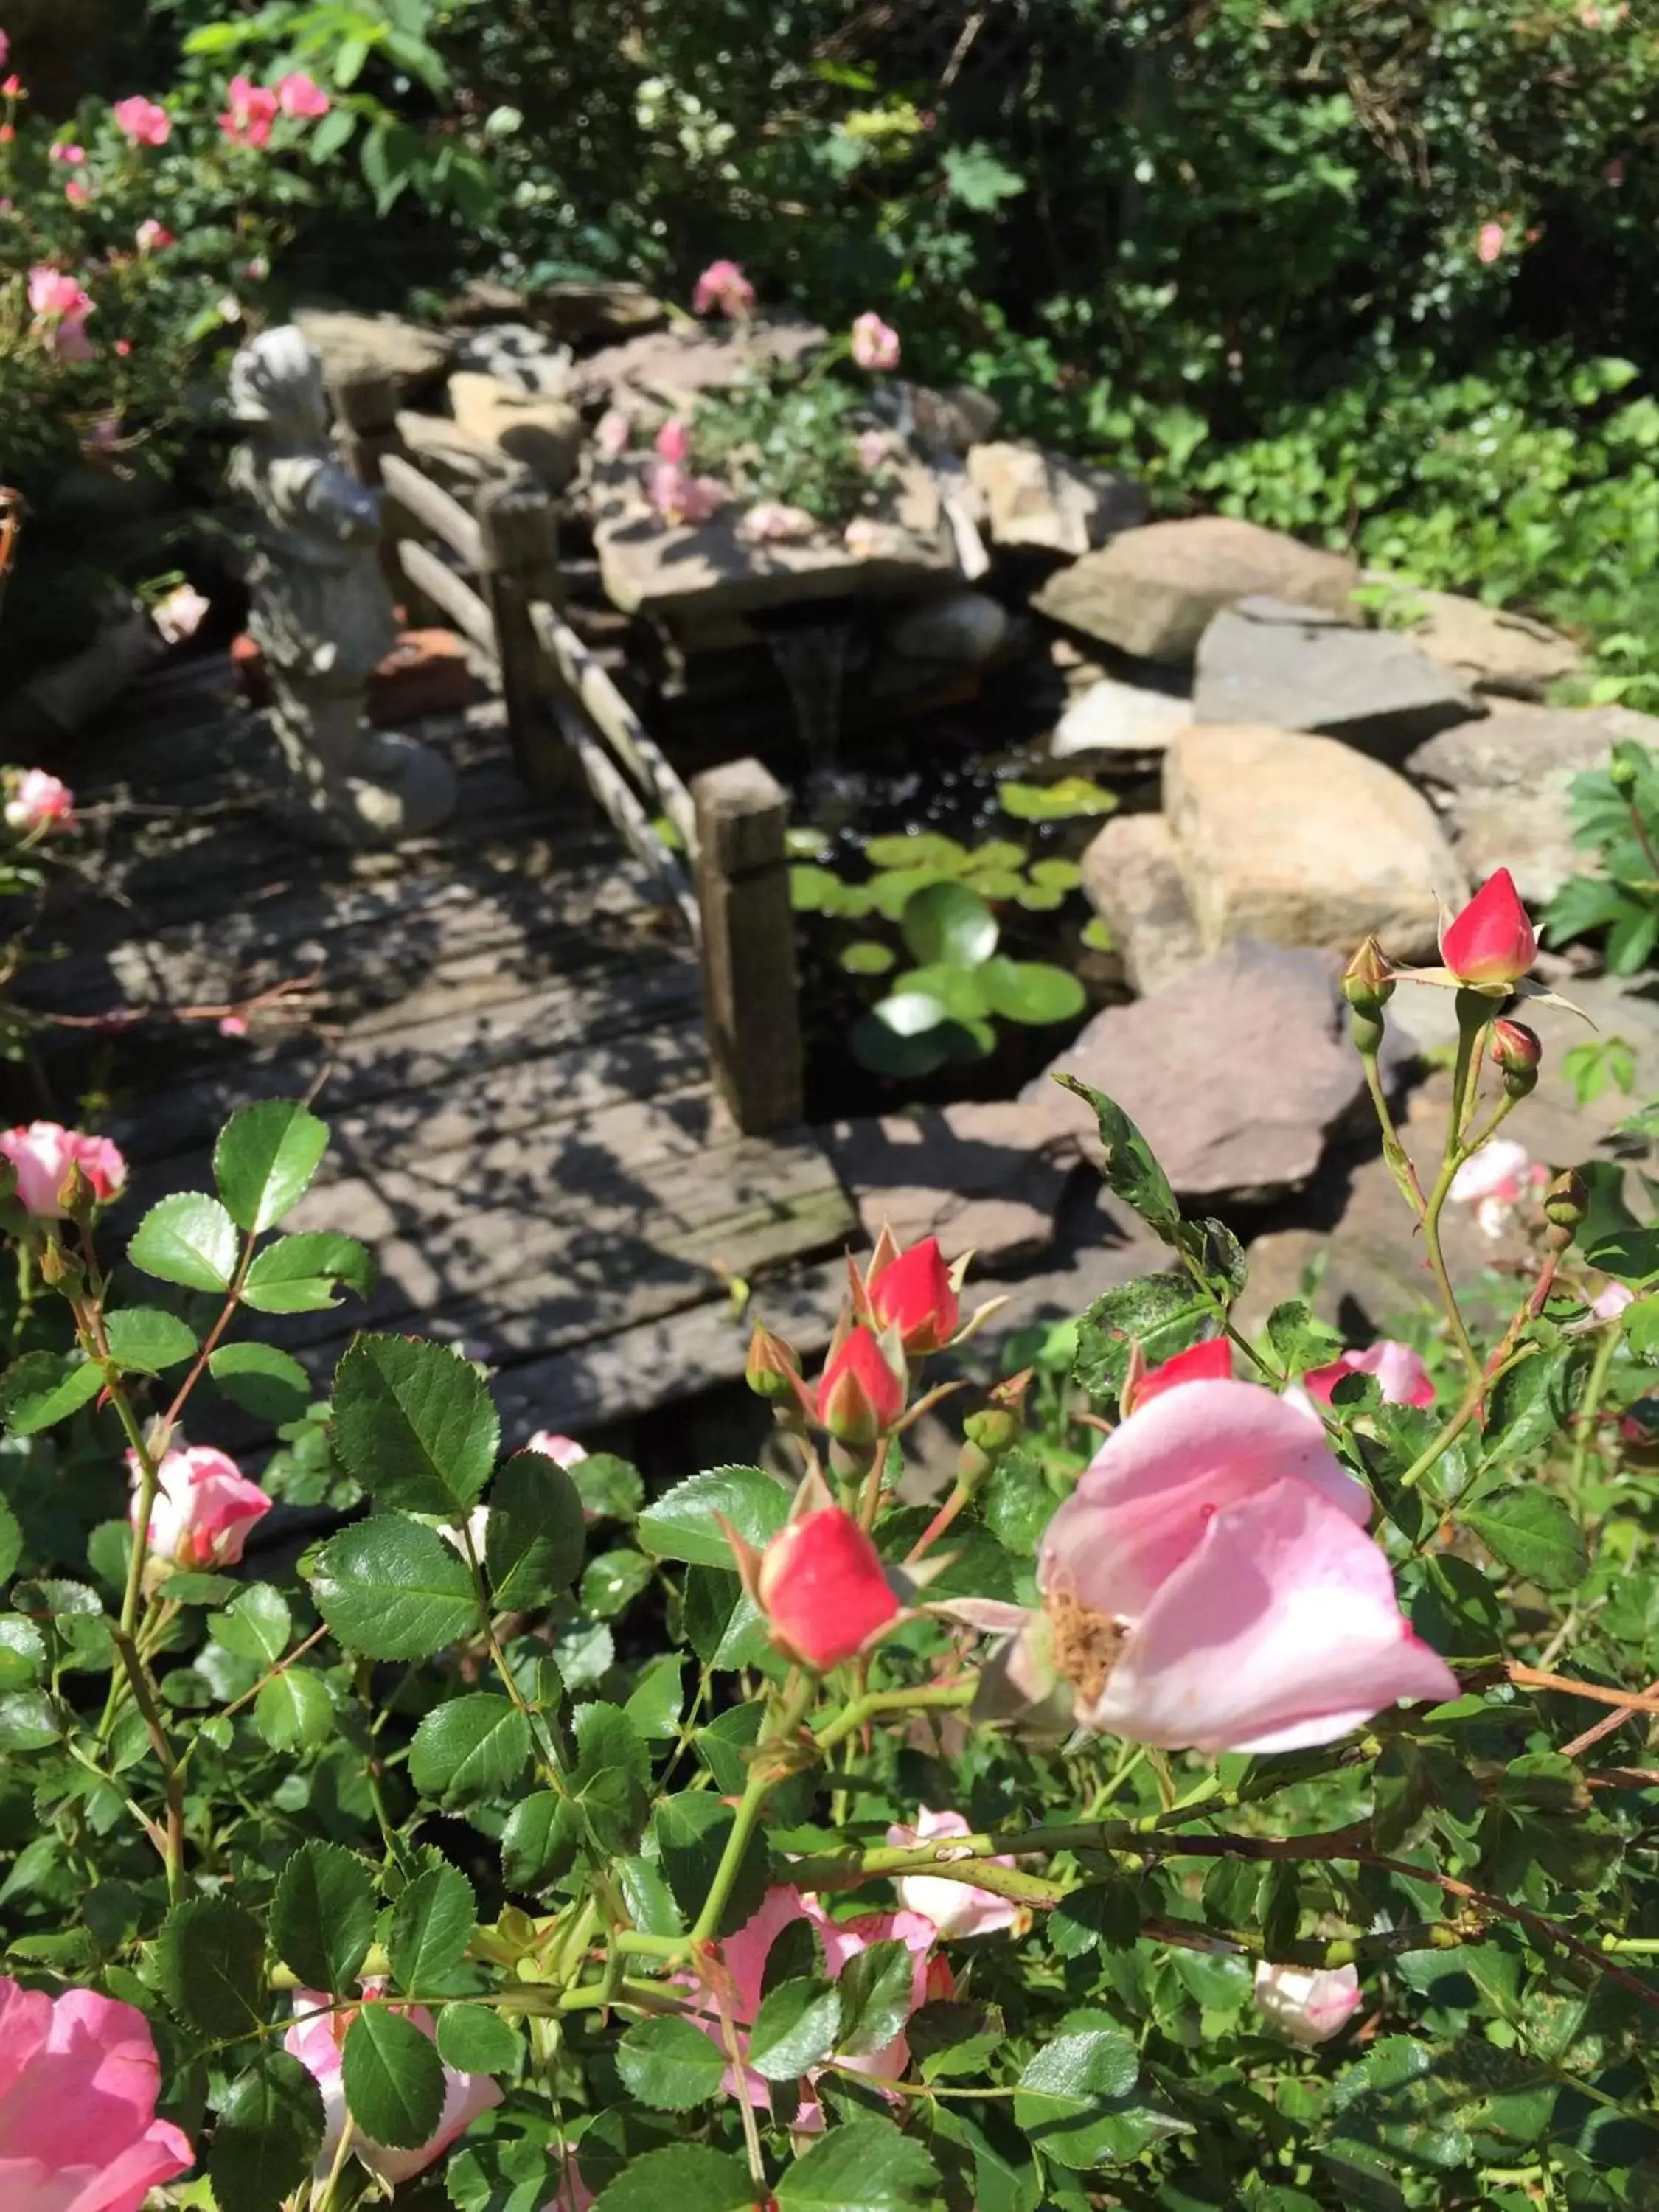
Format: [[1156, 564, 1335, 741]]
[[2, 868, 1659, 2205]]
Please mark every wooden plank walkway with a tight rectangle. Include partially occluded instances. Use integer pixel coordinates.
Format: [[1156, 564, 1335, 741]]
[[21, 655, 856, 1438]]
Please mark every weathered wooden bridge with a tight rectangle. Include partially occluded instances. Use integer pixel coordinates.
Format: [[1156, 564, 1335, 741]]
[[24, 390, 863, 1439]]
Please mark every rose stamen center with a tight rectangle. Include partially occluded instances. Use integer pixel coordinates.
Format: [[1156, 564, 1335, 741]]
[[1044, 1585, 1127, 1706]]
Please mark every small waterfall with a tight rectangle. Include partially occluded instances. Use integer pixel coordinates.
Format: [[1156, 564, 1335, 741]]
[[758, 609, 857, 819]]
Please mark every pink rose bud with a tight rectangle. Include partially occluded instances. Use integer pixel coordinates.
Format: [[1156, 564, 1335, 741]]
[[869, 1234, 960, 1356], [276, 70, 330, 118], [218, 1012, 248, 1038], [1123, 1337, 1231, 1416], [131, 1444, 274, 1569], [0, 33, 8, 69], [855, 427, 891, 471], [112, 94, 170, 146], [653, 416, 691, 465], [286, 1983, 503, 2183], [1, 74, 20, 97], [850, 310, 901, 372], [757, 1506, 900, 1670], [63, 178, 92, 209], [886, 1807, 1022, 1939], [220, 74, 278, 147], [1439, 866, 1537, 988], [0, 1119, 122, 1216], [1477, 220, 1506, 263], [49, 139, 84, 163], [0, 1975, 193, 2206], [1035, 1377, 1458, 1752], [1303, 1340, 1435, 1411], [691, 257, 756, 317], [5, 766, 74, 830], [526, 1429, 588, 1470], [815, 1324, 905, 1444], [1489, 1015, 1543, 1096], [1253, 1960, 1361, 2045], [135, 218, 175, 253]]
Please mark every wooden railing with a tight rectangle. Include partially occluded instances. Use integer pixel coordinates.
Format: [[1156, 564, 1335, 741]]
[[327, 366, 804, 1135]]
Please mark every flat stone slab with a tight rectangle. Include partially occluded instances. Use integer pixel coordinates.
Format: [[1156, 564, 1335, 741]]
[[966, 439, 1146, 558], [296, 308, 451, 398], [569, 316, 827, 409], [823, 1096, 1083, 1268], [1363, 574, 1582, 700], [1407, 705, 1659, 906], [1026, 939, 1386, 1202], [1194, 596, 1479, 758], [1052, 673, 1193, 757], [1081, 813, 1206, 995], [1032, 515, 1359, 666], [1164, 723, 1467, 964]]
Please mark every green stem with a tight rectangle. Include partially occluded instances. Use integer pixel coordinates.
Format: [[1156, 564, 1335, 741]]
[[1570, 1320, 1622, 1498], [1359, 1045, 1427, 1217], [690, 1673, 817, 1944], [109, 1624, 185, 1902], [812, 1678, 976, 1753], [1422, 1150, 1484, 1391]]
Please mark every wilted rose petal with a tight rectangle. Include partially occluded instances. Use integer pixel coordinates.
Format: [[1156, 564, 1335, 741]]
[[1253, 1960, 1360, 2045]]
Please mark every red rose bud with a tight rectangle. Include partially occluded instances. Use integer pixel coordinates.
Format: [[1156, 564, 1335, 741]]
[[745, 1320, 801, 1402], [815, 1325, 906, 1444], [757, 1506, 900, 1670], [1489, 1018, 1542, 1096], [1123, 1338, 1231, 1416], [869, 1235, 960, 1355], [1439, 867, 1538, 990]]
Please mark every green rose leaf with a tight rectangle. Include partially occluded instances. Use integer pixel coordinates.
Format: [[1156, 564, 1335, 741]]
[[208, 1342, 314, 1423], [331, 1334, 498, 1516], [0, 1352, 105, 1436], [616, 2014, 729, 2110], [653, 1791, 768, 1935], [157, 1896, 267, 2038], [773, 2118, 942, 2211], [305, 1514, 479, 1660], [240, 1232, 375, 1315], [1012, 2008, 1149, 2170], [101, 1307, 199, 1375], [747, 1975, 842, 2081], [570, 1452, 644, 1523], [484, 1450, 585, 1607], [0, 1495, 20, 1584], [128, 1192, 241, 1292], [210, 1583, 291, 1666], [435, 2003, 521, 2076], [208, 2053, 326, 2212], [341, 2003, 446, 2149], [500, 1791, 583, 1893], [638, 1465, 790, 1568], [1463, 1489, 1588, 1593], [389, 1860, 476, 1992], [215, 1099, 330, 1233], [1073, 1273, 1212, 1398], [255, 1670, 333, 1751], [1052, 1077, 1180, 1237], [271, 1841, 377, 1992], [590, 2145, 756, 2212], [0, 1688, 60, 1750], [410, 1694, 532, 1803], [835, 1938, 917, 2058]]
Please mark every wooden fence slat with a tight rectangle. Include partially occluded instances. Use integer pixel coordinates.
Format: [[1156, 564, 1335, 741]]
[[692, 759, 804, 1135], [397, 540, 498, 660], [531, 601, 698, 855], [551, 697, 699, 936], [477, 478, 565, 799], [381, 453, 487, 574]]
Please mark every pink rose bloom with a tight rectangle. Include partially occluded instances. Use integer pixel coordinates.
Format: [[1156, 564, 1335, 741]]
[[134, 219, 174, 254], [1449, 1136, 1534, 1239], [740, 500, 817, 545], [526, 1430, 588, 1469], [645, 461, 726, 526], [217, 1013, 248, 1039], [151, 582, 210, 644], [275, 71, 330, 119], [0, 1121, 122, 1216], [111, 96, 168, 147], [220, 76, 277, 148], [1031, 1377, 1458, 1753], [886, 1806, 1020, 1938], [5, 768, 74, 832], [130, 1444, 274, 1570], [850, 312, 900, 372], [1303, 1340, 1435, 1411], [0, 32, 8, 68], [286, 1986, 501, 2185], [63, 181, 91, 209], [27, 268, 86, 318], [0, 1975, 194, 2211], [1253, 1961, 1360, 2045], [653, 416, 691, 465], [691, 257, 756, 318], [594, 408, 632, 459], [542, 2153, 596, 2211], [1594, 1282, 1636, 1322], [1476, 220, 1506, 264], [48, 141, 84, 164], [855, 427, 892, 472]]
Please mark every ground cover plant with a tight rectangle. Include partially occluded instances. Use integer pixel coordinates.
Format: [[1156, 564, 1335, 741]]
[[2, 863, 1659, 2209]]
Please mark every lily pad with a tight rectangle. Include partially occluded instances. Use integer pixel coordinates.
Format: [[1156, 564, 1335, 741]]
[[849, 993, 959, 1079], [1081, 915, 1117, 953], [999, 777, 1120, 822], [789, 863, 847, 915], [869, 866, 952, 922], [969, 869, 1026, 901], [978, 957, 1088, 1026], [838, 940, 897, 978], [864, 832, 968, 873], [901, 882, 999, 970], [1015, 884, 1068, 912], [1030, 857, 1084, 891], [891, 964, 992, 1022], [963, 840, 1029, 877]]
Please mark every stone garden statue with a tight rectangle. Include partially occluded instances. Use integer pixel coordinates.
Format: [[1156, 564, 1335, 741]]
[[228, 327, 456, 846]]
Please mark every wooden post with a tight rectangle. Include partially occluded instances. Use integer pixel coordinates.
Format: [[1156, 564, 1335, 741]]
[[476, 472, 566, 799], [692, 758, 804, 1135], [327, 365, 414, 609]]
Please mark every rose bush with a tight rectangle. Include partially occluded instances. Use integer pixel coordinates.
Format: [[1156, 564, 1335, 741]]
[[1, 869, 1659, 2208]]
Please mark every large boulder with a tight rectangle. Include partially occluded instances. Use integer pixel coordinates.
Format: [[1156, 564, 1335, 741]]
[[1164, 723, 1467, 962], [1193, 597, 1480, 759], [448, 373, 584, 490], [569, 316, 824, 409], [823, 1097, 1082, 1266], [1032, 515, 1359, 666], [1027, 939, 1386, 1202], [450, 324, 574, 396], [295, 308, 451, 400], [1407, 705, 1658, 905], [1080, 814, 1206, 995], [394, 411, 507, 494], [967, 439, 1147, 559], [1364, 576, 1583, 700], [1052, 673, 1192, 758]]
